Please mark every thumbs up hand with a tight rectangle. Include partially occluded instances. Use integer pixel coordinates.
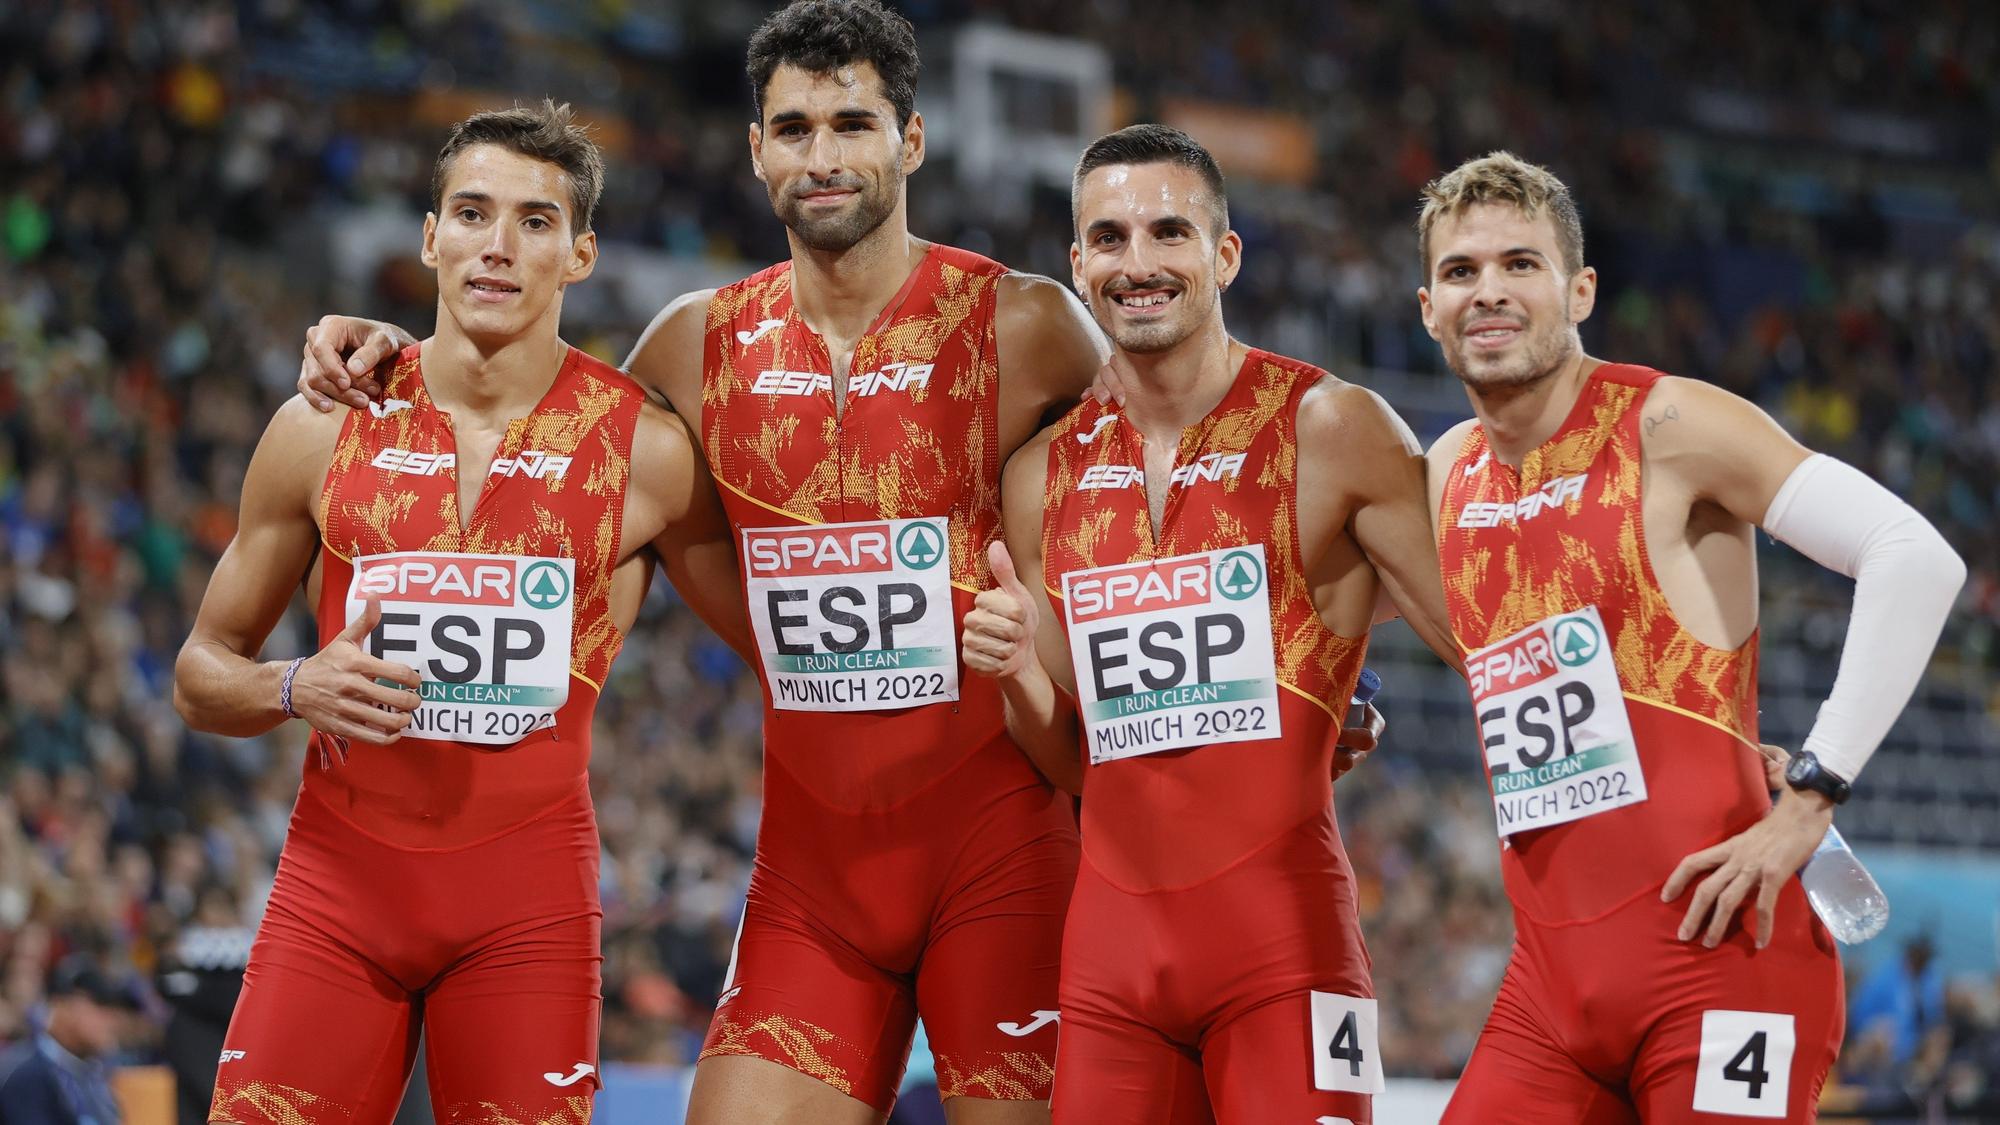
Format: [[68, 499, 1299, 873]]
[[962, 540, 1041, 680], [288, 596, 423, 746]]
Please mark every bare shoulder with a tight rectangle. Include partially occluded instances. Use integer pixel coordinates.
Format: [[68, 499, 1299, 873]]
[[631, 398, 699, 478], [242, 394, 347, 517], [1638, 374, 1807, 463], [1003, 422, 1058, 493], [263, 393, 348, 470], [1639, 374, 1760, 443], [271, 391, 349, 440], [995, 271, 1106, 379], [1296, 376, 1422, 456], [1425, 416, 1481, 469], [637, 287, 719, 343], [1422, 416, 1481, 518], [625, 288, 718, 411], [1639, 373, 1811, 516], [996, 271, 1075, 317]]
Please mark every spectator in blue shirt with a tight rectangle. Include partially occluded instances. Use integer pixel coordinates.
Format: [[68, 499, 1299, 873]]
[[1851, 935, 1948, 1067], [0, 957, 136, 1125]]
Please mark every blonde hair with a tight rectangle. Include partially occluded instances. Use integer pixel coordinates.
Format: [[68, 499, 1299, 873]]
[[1417, 151, 1583, 276]]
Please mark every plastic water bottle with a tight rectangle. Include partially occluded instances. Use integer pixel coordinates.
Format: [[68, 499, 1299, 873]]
[[1799, 825, 1889, 944], [1348, 667, 1382, 724]]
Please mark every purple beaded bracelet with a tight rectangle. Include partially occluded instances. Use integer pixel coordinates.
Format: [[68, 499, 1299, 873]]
[[279, 657, 306, 718]]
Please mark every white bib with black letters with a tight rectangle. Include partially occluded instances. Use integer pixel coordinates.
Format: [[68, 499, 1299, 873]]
[[743, 517, 960, 712], [1062, 545, 1282, 765], [1465, 605, 1647, 835], [347, 551, 573, 745]]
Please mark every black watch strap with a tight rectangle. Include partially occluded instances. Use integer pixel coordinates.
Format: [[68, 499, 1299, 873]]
[[1785, 750, 1852, 805]]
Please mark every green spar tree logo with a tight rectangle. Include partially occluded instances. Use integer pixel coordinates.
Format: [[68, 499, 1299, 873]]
[[521, 561, 572, 610], [1552, 615, 1601, 668], [896, 522, 944, 570], [1215, 550, 1264, 600]]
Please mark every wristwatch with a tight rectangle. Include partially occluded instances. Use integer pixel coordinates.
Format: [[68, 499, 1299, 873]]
[[1783, 750, 1852, 805]]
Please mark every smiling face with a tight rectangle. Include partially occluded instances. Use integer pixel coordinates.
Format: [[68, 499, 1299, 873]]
[[1070, 161, 1240, 355], [750, 62, 921, 253], [423, 143, 596, 346], [1418, 202, 1595, 391]]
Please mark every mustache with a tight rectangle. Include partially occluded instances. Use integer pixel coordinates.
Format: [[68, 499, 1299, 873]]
[[1457, 313, 1527, 332], [790, 174, 867, 198], [1102, 276, 1181, 295]]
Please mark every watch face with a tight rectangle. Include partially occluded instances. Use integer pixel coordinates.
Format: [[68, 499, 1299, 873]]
[[1786, 756, 1812, 784]]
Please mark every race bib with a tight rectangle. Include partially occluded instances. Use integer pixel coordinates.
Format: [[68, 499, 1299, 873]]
[[347, 552, 573, 746], [743, 517, 960, 712], [1062, 545, 1281, 765], [1465, 605, 1646, 835]]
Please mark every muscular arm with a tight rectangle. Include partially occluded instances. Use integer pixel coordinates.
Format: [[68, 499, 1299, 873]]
[[966, 431, 1085, 795], [1640, 376, 1811, 527], [994, 274, 1109, 456], [1304, 384, 1464, 672], [624, 289, 715, 418], [624, 295, 759, 662], [174, 398, 419, 740], [1644, 376, 1964, 781], [629, 403, 754, 661], [1650, 375, 1965, 947]]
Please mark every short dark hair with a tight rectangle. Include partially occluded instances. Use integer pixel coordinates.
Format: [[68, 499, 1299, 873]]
[[430, 99, 604, 236], [746, 0, 920, 131], [1072, 124, 1229, 236]]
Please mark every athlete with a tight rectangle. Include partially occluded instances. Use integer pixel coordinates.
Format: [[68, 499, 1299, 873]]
[[293, 3, 1099, 1122], [961, 125, 1462, 1124], [1414, 152, 1965, 1122], [174, 103, 744, 1124]]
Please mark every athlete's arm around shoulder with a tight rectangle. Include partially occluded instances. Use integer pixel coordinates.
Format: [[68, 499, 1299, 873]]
[[625, 288, 717, 420], [1300, 381, 1464, 672], [961, 424, 1085, 794], [994, 273, 1109, 453], [627, 399, 754, 661], [174, 397, 421, 741]]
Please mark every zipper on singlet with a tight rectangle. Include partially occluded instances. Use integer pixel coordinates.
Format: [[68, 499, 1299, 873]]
[[800, 248, 934, 521]]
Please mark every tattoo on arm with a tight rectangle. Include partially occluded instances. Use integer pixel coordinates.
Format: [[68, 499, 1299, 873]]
[[1644, 403, 1681, 437]]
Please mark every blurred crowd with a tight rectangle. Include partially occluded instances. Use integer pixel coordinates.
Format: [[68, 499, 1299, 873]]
[[2, 0, 1997, 1120]]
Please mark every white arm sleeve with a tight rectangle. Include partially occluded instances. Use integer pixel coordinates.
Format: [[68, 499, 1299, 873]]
[[1759, 454, 1968, 782]]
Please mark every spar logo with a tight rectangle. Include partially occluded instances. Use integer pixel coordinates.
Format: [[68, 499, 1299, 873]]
[[521, 561, 571, 609], [1215, 551, 1263, 600], [1552, 615, 1599, 667], [355, 555, 517, 605], [1066, 558, 1211, 624], [894, 523, 944, 570], [1467, 628, 1560, 699], [744, 524, 894, 578]]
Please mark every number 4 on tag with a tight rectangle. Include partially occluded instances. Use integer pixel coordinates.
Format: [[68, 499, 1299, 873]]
[[1308, 992, 1385, 1095], [1692, 1010, 1794, 1118]]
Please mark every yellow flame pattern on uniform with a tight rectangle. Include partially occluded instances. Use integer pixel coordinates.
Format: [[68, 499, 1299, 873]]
[[933, 1049, 1056, 1101], [209, 1077, 354, 1124], [697, 1008, 861, 1097]]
